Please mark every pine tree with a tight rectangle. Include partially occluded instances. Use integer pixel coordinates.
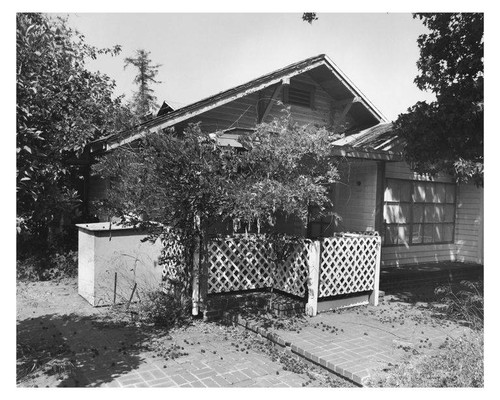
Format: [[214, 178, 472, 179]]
[[124, 49, 162, 118]]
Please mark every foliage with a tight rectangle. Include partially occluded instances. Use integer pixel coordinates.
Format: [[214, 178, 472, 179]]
[[124, 49, 162, 118], [434, 279, 483, 329], [371, 278, 484, 387], [395, 13, 483, 186], [302, 13, 318, 24], [16, 13, 127, 255], [17, 250, 78, 281], [95, 112, 342, 294], [138, 290, 191, 328], [232, 111, 342, 227], [372, 331, 483, 387]]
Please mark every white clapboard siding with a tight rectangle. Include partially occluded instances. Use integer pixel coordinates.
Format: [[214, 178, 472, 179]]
[[381, 162, 483, 266]]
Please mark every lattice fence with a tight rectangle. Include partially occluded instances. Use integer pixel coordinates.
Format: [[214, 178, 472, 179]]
[[273, 239, 312, 297], [203, 231, 381, 307], [319, 233, 381, 298], [207, 236, 273, 294], [159, 231, 185, 288]]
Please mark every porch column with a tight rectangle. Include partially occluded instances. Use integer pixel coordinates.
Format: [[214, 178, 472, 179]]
[[368, 237, 382, 306], [192, 245, 200, 316], [306, 240, 321, 316]]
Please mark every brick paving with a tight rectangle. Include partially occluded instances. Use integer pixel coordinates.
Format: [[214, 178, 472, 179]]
[[89, 328, 321, 388], [17, 278, 474, 388], [17, 280, 349, 388], [232, 294, 473, 385]]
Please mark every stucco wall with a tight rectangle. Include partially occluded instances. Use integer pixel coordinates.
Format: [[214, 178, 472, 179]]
[[77, 223, 164, 306]]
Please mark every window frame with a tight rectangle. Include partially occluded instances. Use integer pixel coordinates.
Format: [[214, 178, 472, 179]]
[[382, 178, 457, 247]]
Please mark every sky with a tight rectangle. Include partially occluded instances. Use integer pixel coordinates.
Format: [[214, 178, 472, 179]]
[[53, 13, 436, 122]]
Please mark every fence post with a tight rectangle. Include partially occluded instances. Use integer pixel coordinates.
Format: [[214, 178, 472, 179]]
[[369, 237, 382, 306], [192, 244, 200, 316], [199, 236, 209, 319], [306, 240, 320, 317]]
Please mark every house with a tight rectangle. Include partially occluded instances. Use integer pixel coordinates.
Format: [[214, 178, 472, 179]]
[[84, 54, 483, 270]]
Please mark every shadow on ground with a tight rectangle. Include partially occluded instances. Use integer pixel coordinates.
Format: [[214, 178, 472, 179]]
[[17, 312, 163, 387]]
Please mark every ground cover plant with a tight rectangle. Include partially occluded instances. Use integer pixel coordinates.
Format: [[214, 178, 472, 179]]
[[369, 279, 484, 387], [17, 250, 78, 282]]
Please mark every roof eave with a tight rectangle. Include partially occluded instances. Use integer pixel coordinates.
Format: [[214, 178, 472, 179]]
[[331, 145, 402, 161]]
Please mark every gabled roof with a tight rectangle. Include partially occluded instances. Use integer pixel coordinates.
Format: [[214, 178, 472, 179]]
[[156, 101, 175, 117], [102, 54, 387, 152]]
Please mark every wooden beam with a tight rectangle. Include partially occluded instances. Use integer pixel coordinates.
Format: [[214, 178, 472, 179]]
[[329, 146, 402, 161], [339, 102, 354, 120], [332, 96, 361, 108], [321, 55, 387, 122], [258, 84, 282, 123]]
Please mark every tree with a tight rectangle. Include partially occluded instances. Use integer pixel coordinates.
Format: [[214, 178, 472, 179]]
[[302, 13, 318, 24], [124, 49, 162, 118], [94, 112, 342, 296], [394, 13, 484, 186], [16, 13, 125, 254]]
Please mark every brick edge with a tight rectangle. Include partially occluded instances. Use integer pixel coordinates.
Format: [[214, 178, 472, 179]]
[[221, 312, 367, 387]]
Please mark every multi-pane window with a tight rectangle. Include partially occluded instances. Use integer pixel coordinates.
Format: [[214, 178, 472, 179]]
[[383, 178, 456, 246]]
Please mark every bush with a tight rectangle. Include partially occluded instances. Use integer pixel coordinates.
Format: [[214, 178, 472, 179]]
[[17, 250, 78, 281], [373, 330, 483, 387], [138, 290, 191, 328], [434, 279, 484, 329], [371, 278, 484, 387]]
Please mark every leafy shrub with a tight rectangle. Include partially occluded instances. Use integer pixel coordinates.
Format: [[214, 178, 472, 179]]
[[434, 279, 483, 329], [17, 250, 78, 281], [372, 330, 483, 387], [138, 290, 191, 328], [371, 279, 484, 387]]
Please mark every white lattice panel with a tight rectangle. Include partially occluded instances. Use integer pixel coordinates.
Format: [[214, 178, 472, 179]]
[[273, 240, 311, 297], [160, 232, 185, 284], [208, 237, 273, 294], [319, 235, 380, 298]]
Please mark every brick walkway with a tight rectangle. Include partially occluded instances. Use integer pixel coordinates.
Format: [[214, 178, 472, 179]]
[[17, 279, 474, 388], [231, 295, 472, 385], [17, 280, 351, 388], [97, 346, 307, 388], [91, 325, 316, 388]]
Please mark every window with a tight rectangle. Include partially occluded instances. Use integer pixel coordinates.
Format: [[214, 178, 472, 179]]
[[383, 178, 456, 246], [283, 81, 315, 109]]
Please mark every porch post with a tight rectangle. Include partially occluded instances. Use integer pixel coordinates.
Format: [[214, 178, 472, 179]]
[[199, 235, 209, 320], [369, 237, 382, 306], [192, 244, 200, 316], [306, 240, 321, 316]]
